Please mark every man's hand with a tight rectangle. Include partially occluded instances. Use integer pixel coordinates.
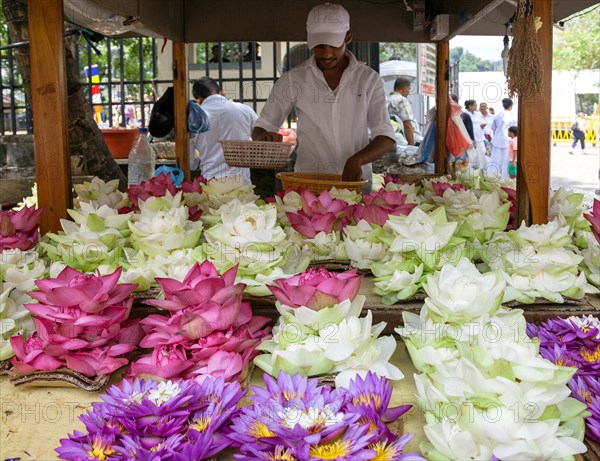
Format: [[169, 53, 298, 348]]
[[252, 127, 283, 142], [342, 156, 363, 181]]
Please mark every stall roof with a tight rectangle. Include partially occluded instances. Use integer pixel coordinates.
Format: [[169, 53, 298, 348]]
[[57, 0, 597, 43]]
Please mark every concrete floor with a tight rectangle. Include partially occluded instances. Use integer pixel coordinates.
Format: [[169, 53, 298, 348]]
[[551, 141, 600, 197]]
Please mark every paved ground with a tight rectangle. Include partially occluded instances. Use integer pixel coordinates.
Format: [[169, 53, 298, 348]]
[[551, 141, 600, 197]]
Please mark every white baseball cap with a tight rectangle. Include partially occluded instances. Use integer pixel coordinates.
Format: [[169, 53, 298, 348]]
[[306, 3, 350, 50]]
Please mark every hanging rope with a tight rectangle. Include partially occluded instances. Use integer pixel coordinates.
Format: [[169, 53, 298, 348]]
[[506, 0, 544, 98]]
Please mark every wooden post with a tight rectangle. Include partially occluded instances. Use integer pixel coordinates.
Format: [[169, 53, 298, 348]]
[[173, 41, 190, 180], [517, 1, 552, 224], [28, 0, 70, 233], [435, 42, 449, 175]]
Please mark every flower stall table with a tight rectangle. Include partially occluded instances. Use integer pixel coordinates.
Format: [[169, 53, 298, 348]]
[[0, 343, 427, 460], [1, 345, 598, 460]]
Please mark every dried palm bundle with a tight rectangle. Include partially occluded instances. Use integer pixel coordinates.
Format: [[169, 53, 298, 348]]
[[507, 0, 544, 98]]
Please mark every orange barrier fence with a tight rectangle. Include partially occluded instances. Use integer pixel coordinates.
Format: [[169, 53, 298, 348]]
[[552, 116, 598, 146]]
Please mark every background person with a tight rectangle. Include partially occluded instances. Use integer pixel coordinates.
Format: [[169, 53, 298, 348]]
[[465, 99, 487, 169], [387, 77, 422, 146], [209, 45, 230, 63], [191, 77, 256, 184], [251, 3, 395, 189], [490, 98, 517, 179], [569, 112, 588, 155], [479, 102, 494, 156], [508, 125, 518, 179]]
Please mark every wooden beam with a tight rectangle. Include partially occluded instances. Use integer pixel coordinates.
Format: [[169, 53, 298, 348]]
[[435, 41, 449, 176], [173, 41, 190, 180], [517, 1, 553, 224], [28, 0, 70, 233]]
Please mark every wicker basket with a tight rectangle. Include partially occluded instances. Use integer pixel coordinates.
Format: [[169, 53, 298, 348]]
[[219, 140, 295, 169], [277, 172, 367, 194], [151, 141, 176, 159]]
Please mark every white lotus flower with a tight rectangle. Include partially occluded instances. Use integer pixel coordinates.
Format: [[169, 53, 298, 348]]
[[549, 188, 587, 232], [344, 220, 388, 270], [372, 264, 424, 304], [422, 258, 505, 323], [328, 187, 362, 204], [321, 311, 404, 388], [275, 295, 366, 329], [511, 219, 572, 248], [128, 192, 203, 258], [199, 175, 258, 209], [288, 229, 346, 261], [387, 206, 458, 254], [205, 201, 285, 247], [423, 419, 494, 461], [73, 177, 128, 209]]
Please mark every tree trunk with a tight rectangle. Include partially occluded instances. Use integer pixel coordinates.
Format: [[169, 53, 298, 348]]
[[2, 0, 128, 190]]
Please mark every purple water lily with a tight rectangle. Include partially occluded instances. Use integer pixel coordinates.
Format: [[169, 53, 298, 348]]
[[230, 372, 422, 461], [56, 377, 244, 461]]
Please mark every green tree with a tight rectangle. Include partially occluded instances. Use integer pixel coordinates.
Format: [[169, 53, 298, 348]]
[[450, 46, 501, 72], [380, 43, 417, 62], [553, 6, 600, 70]]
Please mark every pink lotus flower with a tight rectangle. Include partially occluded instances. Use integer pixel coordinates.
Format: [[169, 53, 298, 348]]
[[10, 332, 65, 373], [432, 181, 466, 196], [0, 205, 44, 251], [15, 266, 138, 376], [269, 267, 362, 309], [146, 261, 238, 312], [128, 344, 195, 380], [286, 190, 354, 238], [353, 189, 416, 226], [383, 174, 404, 185], [187, 317, 271, 362], [124, 172, 179, 209], [191, 350, 244, 382], [501, 186, 517, 231], [175, 284, 252, 339], [585, 198, 600, 244], [181, 176, 207, 193], [65, 344, 135, 376], [28, 266, 136, 314]]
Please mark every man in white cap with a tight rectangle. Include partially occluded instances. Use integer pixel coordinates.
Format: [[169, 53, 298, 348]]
[[252, 3, 395, 188]]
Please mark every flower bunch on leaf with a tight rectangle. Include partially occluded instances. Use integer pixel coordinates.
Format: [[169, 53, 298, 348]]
[[200, 200, 309, 296], [195, 175, 258, 214], [353, 188, 417, 227], [1, 248, 47, 360], [10, 266, 141, 377], [255, 268, 403, 388], [128, 261, 271, 383], [73, 177, 128, 210], [0, 205, 44, 252], [42, 202, 132, 272], [396, 258, 588, 460], [528, 315, 600, 442], [56, 377, 245, 460], [369, 206, 467, 304], [229, 371, 423, 461], [128, 191, 203, 259], [481, 219, 598, 303], [285, 189, 355, 260], [430, 187, 510, 242]]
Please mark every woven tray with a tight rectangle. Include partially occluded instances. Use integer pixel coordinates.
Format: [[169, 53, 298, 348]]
[[9, 368, 111, 391], [220, 140, 295, 169], [151, 141, 176, 159], [277, 172, 367, 194]]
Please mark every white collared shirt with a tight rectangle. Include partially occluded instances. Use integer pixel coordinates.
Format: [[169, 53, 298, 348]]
[[254, 52, 395, 180], [191, 94, 256, 183], [491, 109, 518, 148], [467, 110, 486, 142]]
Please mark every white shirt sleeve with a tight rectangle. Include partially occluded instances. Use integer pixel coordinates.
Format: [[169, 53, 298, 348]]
[[367, 76, 396, 141], [253, 71, 296, 133]]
